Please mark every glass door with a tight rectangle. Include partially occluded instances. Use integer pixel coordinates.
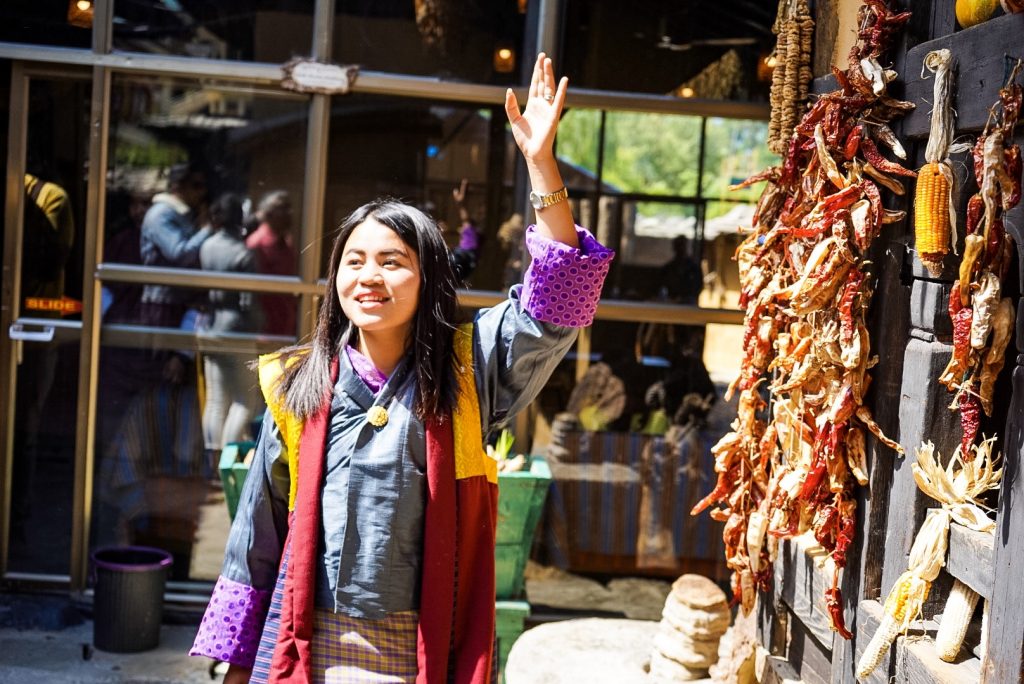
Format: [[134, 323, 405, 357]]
[[1, 67, 91, 578]]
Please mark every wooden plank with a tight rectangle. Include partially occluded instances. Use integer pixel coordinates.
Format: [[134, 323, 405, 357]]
[[945, 522, 994, 601], [775, 535, 837, 653], [762, 653, 802, 684], [983, 364, 1024, 683], [787, 615, 833, 684], [902, 13, 1024, 138], [861, 238, 911, 600], [881, 334, 961, 600], [758, 576, 788, 657], [855, 600, 895, 684], [896, 637, 983, 684]]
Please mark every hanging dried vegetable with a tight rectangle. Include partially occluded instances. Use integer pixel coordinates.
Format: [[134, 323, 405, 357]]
[[856, 438, 1001, 677], [691, 0, 912, 640], [913, 49, 958, 276], [939, 60, 1022, 446], [768, 0, 814, 154]]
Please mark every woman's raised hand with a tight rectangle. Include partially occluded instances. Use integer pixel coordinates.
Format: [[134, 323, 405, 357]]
[[504, 53, 568, 163]]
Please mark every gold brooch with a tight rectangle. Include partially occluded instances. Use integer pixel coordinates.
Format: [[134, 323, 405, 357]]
[[367, 405, 389, 427]]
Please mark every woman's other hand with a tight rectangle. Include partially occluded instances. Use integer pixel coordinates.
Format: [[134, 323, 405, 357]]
[[504, 53, 568, 163], [222, 664, 252, 684]]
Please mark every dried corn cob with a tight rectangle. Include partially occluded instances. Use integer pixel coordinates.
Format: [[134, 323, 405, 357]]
[[914, 49, 957, 276], [915, 161, 954, 275], [934, 580, 980, 661], [856, 572, 930, 679]]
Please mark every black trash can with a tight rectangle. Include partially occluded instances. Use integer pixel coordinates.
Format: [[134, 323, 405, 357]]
[[91, 546, 172, 653]]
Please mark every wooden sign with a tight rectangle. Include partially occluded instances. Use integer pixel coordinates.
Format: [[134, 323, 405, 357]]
[[281, 59, 359, 95]]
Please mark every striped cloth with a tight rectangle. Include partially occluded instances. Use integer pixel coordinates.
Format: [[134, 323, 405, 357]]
[[542, 427, 726, 576], [251, 541, 419, 684]]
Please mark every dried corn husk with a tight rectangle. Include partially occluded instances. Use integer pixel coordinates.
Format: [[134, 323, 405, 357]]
[[856, 437, 1002, 678]]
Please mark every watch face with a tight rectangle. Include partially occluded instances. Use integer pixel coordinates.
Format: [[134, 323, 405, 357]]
[[529, 191, 542, 210]]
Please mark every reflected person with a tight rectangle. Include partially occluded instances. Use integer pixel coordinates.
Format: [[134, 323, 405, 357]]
[[247, 190, 296, 337], [199, 193, 262, 452]]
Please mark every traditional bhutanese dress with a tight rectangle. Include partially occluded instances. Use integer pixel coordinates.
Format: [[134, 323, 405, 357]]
[[191, 226, 613, 683]]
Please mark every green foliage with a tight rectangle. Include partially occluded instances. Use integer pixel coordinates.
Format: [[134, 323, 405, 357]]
[[701, 118, 778, 204], [556, 110, 777, 211]]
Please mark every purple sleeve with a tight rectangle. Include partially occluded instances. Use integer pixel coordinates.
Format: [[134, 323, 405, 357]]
[[520, 225, 614, 328], [189, 575, 271, 667]]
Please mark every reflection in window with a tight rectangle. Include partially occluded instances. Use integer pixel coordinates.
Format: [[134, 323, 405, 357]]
[[532, 319, 729, 579], [701, 118, 778, 202], [333, 0, 525, 84], [105, 76, 307, 335], [8, 78, 92, 576], [556, 109, 601, 192], [322, 95, 518, 291], [0, 2, 92, 49], [612, 201, 700, 303], [112, 1, 315, 62], [560, 0, 775, 100], [602, 112, 701, 197]]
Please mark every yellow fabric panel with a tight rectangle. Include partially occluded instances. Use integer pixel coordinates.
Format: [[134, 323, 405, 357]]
[[452, 324, 497, 484], [257, 353, 305, 510]]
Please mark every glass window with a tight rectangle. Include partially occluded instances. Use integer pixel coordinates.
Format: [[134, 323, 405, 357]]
[[602, 112, 701, 197], [333, 0, 526, 84], [112, 1, 315, 62], [529, 320, 730, 582], [93, 340, 263, 582], [321, 95, 519, 292], [105, 76, 308, 335], [7, 77, 92, 575], [701, 118, 777, 202], [607, 200, 700, 302], [0, 2, 92, 49], [561, 0, 774, 100], [555, 108, 601, 193]]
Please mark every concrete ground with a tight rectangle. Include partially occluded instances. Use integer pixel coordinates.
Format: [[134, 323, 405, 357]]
[[0, 619, 217, 684], [0, 567, 676, 683]]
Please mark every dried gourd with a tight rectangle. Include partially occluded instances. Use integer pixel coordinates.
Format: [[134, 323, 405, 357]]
[[914, 49, 956, 276], [956, 0, 999, 27], [768, 0, 814, 154]]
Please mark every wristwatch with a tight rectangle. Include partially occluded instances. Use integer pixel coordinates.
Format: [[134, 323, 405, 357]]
[[529, 186, 568, 211]]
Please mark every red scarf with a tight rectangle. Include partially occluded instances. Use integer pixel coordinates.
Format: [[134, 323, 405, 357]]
[[267, 353, 498, 683]]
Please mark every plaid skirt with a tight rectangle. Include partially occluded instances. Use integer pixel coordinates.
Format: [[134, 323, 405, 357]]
[[250, 544, 419, 684]]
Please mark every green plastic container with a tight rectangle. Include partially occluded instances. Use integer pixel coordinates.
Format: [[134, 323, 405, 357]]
[[219, 441, 255, 521], [495, 599, 530, 678], [495, 455, 552, 600]]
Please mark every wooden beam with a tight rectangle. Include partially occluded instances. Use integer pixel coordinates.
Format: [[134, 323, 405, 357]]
[[902, 13, 1024, 138], [774, 535, 837, 653], [983, 361, 1024, 683], [945, 523, 994, 601]]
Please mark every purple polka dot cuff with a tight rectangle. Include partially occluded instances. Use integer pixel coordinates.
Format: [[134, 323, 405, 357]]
[[190, 575, 271, 668], [521, 225, 614, 328]]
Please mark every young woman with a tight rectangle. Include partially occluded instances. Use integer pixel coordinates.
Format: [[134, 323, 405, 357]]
[[191, 53, 613, 684]]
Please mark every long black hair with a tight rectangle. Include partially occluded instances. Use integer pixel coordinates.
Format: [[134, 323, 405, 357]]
[[271, 199, 460, 421]]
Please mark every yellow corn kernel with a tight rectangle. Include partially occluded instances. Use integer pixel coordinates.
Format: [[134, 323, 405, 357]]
[[914, 161, 951, 276], [935, 580, 979, 662]]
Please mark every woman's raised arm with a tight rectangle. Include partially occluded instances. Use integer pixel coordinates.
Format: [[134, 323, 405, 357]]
[[504, 52, 577, 249]]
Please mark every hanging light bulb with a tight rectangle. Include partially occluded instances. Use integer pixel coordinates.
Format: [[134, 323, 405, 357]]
[[67, 0, 93, 28], [680, 86, 695, 98]]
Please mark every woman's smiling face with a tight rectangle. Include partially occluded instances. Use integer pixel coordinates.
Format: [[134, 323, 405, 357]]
[[336, 218, 421, 340]]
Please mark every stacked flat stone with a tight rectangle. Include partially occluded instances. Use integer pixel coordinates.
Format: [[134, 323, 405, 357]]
[[648, 574, 731, 682]]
